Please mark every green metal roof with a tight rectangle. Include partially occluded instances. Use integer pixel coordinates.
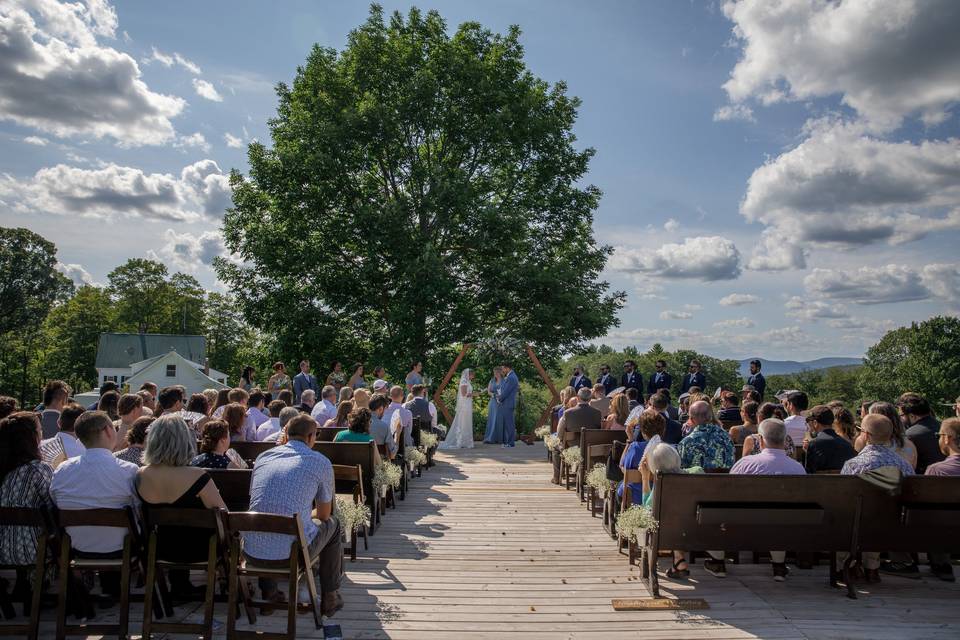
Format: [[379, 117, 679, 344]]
[[95, 333, 206, 369]]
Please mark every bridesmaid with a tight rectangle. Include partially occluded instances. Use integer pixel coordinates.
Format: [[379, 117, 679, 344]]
[[483, 367, 504, 443]]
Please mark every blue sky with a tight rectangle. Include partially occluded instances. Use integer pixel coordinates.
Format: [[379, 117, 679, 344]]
[[1, 0, 958, 360]]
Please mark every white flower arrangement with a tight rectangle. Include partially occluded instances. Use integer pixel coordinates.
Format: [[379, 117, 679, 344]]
[[334, 496, 371, 533], [420, 432, 438, 449], [615, 505, 659, 543], [585, 463, 614, 492], [534, 424, 551, 438], [372, 461, 403, 493], [544, 434, 561, 451], [407, 448, 427, 467], [560, 446, 582, 468], [435, 423, 448, 436]]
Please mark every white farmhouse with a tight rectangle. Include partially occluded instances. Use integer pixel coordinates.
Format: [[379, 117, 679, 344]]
[[94, 333, 229, 392], [125, 350, 229, 396]]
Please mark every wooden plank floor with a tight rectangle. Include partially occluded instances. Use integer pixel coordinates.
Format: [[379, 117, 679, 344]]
[[25, 442, 960, 638]]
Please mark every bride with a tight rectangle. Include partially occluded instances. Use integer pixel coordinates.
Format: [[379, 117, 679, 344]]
[[439, 369, 478, 449]]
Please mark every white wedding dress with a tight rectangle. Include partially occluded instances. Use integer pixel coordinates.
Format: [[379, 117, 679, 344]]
[[439, 370, 474, 449]]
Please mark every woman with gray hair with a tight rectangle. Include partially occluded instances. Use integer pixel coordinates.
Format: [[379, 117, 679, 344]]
[[136, 414, 227, 594], [640, 443, 699, 579]]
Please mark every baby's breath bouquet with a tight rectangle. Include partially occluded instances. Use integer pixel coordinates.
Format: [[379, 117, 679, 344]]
[[334, 496, 371, 533], [534, 424, 551, 438], [615, 505, 658, 543], [561, 446, 582, 469], [372, 461, 403, 496], [407, 448, 427, 468], [586, 463, 614, 493], [544, 433, 561, 451], [420, 432, 438, 449]]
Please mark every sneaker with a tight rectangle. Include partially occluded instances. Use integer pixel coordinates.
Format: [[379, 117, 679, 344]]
[[931, 563, 956, 582], [703, 558, 727, 578], [880, 561, 921, 579], [772, 563, 789, 582]]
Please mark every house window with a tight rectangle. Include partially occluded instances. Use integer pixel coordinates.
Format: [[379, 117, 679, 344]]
[[104, 376, 117, 383], [166, 364, 176, 377]]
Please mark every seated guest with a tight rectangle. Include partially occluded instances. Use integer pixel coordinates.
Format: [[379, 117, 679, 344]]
[[137, 415, 227, 594], [648, 392, 683, 445], [617, 410, 666, 505], [556, 388, 602, 441], [804, 405, 856, 473], [677, 401, 734, 471], [277, 389, 294, 406], [224, 402, 257, 442], [856, 402, 917, 469], [923, 417, 960, 581], [212, 389, 231, 414], [115, 393, 144, 450], [743, 403, 796, 458], [0, 396, 17, 419], [311, 386, 338, 425], [898, 392, 944, 474], [157, 386, 185, 415], [338, 387, 353, 405], [50, 411, 138, 599], [728, 401, 759, 445], [368, 395, 397, 460], [781, 391, 809, 444], [191, 420, 247, 469], [680, 392, 711, 437], [201, 389, 219, 413], [604, 393, 629, 430], [832, 406, 857, 445], [246, 391, 271, 429], [556, 386, 575, 418], [87, 381, 119, 411], [256, 400, 286, 441], [323, 400, 353, 429], [403, 384, 431, 431], [839, 414, 914, 583], [716, 391, 741, 424], [625, 387, 640, 412], [114, 416, 153, 466], [589, 384, 611, 417], [295, 389, 316, 414], [139, 382, 159, 409], [97, 390, 120, 422], [334, 408, 376, 443], [740, 386, 761, 405], [727, 418, 805, 581], [386, 386, 414, 448], [245, 415, 343, 616], [658, 389, 679, 421], [0, 412, 55, 588], [261, 408, 299, 444], [40, 402, 86, 469], [638, 444, 692, 579], [353, 388, 371, 410], [40, 380, 71, 439]]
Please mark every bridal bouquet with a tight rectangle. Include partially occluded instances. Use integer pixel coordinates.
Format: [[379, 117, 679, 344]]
[[561, 446, 582, 468], [615, 505, 658, 543], [372, 461, 403, 495], [586, 463, 615, 492], [334, 496, 371, 533], [420, 432, 438, 450]]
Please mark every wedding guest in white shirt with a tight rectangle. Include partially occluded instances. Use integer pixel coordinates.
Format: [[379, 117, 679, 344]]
[[311, 385, 338, 425], [778, 390, 809, 444], [40, 402, 87, 469], [246, 391, 271, 428], [49, 410, 138, 598], [256, 400, 286, 441], [386, 386, 413, 447], [262, 407, 301, 443]]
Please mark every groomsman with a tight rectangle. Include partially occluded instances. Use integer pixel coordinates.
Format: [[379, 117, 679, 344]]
[[569, 364, 592, 391], [620, 360, 643, 398], [747, 360, 766, 399], [680, 359, 706, 394], [597, 365, 616, 395], [293, 360, 320, 403], [646, 359, 672, 395]]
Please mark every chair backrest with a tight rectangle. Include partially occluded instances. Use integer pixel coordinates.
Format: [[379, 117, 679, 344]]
[[859, 476, 960, 553], [579, 429, 624, 462], [411, 416, 423, 447], [312, 441, 377, 501], [0, 505, 51, 529], [734, 443, 744, 460], [56, 506, 137, 530], [226, 511, 302, 536], [621, 468, 643, 507], [720, 419, 739, 431], [333, 464, 365, 503], [230, 441, 275, 465], [561, 430, 579, 448], [142, 505, 226, 534], [207, 469, 254, 511], [316, 427, 347, 442]]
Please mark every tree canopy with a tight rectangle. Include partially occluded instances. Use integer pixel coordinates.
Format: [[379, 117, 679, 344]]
[[0, 227, 73, 335], [217, 4, 624, 375]]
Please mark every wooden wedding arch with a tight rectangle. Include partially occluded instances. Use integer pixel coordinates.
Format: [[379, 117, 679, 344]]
[[432, 343, 560, 433]]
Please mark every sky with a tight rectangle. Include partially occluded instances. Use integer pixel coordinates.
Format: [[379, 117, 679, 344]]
[[1, 0, 958, 361]]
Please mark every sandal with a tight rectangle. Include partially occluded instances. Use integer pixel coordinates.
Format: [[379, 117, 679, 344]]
[[666, 559, 689, 579]]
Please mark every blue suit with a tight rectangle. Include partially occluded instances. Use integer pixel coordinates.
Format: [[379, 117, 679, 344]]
[[496, 370, 519, 445], [747, 372, 766, 399], [569, 374, 592, 391], [680, 372, 706, 394], [597, 373, 616, 396], [293, 371, 319, 402], [646, 371, 672, 395]]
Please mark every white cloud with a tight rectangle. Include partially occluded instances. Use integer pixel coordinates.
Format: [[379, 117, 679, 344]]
[[149, 229, 233, 272], [784, 296, 849, 322], [0, 159, 231, 222], [719, 293, 761, 306], [663, 218, 680, 232], [603, 324, 818, 355], [192, 78, 222, 102], [0, 2, 185, 145], [223, 132, 244, 148], [176, 132, 210, 153], [660, 310, 693, 320], [23, 135, 48, 145], [713, 317, 755, 329], [56, 261, 97, 287], [143, 46, 201, 74], [611, 236, 742, 281], [920, 263, 960, 309], [745, 229, 808, 271], [803, 264, 960, 306], [713, 103, 755, 122], [721, 0, 960, 131]]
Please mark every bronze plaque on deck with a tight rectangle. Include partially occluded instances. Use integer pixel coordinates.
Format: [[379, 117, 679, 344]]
[[611, 598, 710, 611]]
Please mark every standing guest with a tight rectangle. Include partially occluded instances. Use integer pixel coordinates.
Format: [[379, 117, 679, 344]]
[[348, 364, 367, 390], [898, 393, 945, 474], [368, 395, 397, 460], [832, 407, 858, 445], [747, 360, 766, 399], [597, 364, 616, 395], [239, 366, 256, 392], [158, 386, 185, 414], [246, 391, 271, 428], [716, 391, 741, 424], [677, 401, 734, 471], [645, 360, 670, 395], [244, 415, 343, 616], [0, 396, 18, 419], [386, 387, 414, 448], [256, 400, 286, 441], [0, 412, 55, 585], [201, 389, 219, 413], [49, 411, 138, 599], [311, 386, 338, 425], [590, 383, 612, 417], [39, 380, 71, 439], [97, 390, 120, 422], [568, 364, 591, 392], [781, 391, 809, 444], [728, 401, 760, 445], [404, 361, 424, 394], [604, 393, 630, 431], [114, 416, 152, 467], [625, 388, 640, 412], [728, 419, 805, 581], [326, 361, 347, 394], [115, 394, 144, 450], [804, 405, 856, 473], [372, 366, 388, 386], [323, 401, 353, 429], [334, 408, 376, 443], [295, 389, 316, 414], [484, 368, 503, 444], [262, 408, 301, 445], [621, 360, 644, 398], [88, 381, 119, 411], [137, 415, 227, 594], [266, 362, 292, 397], [293, 360, 320, 404], [224, 403, 257, 442], [855, 402, 917, 469], [40, 402, 86, 469], [618, 410, 665, 505], [679, 360, 706, 395]]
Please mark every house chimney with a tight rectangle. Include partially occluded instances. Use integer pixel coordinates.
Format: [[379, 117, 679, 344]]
[[204, 358, 210, 376]]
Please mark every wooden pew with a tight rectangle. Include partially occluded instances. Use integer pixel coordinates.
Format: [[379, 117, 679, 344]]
[[316, 427, 347, 442], [577, 430, 626, 502], [312, 441, 381, 534], [207, 469, 253, 511], [230, 441, 274, 466]]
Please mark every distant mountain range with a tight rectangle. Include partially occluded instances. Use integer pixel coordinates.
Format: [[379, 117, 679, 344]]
[[738, 357, 863, 377]]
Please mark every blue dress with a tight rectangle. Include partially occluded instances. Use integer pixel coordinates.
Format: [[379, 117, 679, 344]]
[[616, 440, 648, 505], [483, 379, 502, 443]]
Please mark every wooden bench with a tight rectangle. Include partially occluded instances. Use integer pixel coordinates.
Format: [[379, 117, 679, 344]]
[[230, 441, 275, 466], [316, 427, 347, 442], [207, 469, 253, 511]]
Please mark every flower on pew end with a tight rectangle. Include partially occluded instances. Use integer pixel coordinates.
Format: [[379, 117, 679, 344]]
[[334, 495, 371, 532], [544, 434, 561, 451], [615, 505, 658, 543], [407, 448, 427, 467], [421, 432, 439, 449], [534, 425, 551, 438], [586, 463, 614, 492], [560, 446, 582, 468], [372, 461, 403, 492]]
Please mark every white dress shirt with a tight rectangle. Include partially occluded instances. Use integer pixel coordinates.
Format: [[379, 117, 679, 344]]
[[49, 448, 138, 553], [311, 399, 336, 425], [256, 417, 281, 441], [783, 414, 808, 444], [428, 401, 438, 430], [386, 402, 413, 447]]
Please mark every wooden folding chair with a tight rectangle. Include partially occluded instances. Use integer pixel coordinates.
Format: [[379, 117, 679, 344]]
[[586, 443, 613, 517], [618, 469, 643, 566], [225, 512, 323, 640], [559, 431, 579, 490], [333, 464, 369, 562], [141, 507, 228, 640], [54, 506, 141, 640], [0, 507, 54, 640]]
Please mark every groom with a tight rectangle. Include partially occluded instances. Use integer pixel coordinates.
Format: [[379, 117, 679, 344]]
[[496, 361, 519, 447]]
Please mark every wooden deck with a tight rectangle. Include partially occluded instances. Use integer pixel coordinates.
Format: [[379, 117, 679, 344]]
[[27, 442, 959, 638]]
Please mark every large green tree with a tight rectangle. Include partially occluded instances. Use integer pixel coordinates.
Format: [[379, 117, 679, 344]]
[[0, 227, 73, 335], [106, 259, 205, 335], [217, 5, 624, 375], [40, 285, 116, 392]]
